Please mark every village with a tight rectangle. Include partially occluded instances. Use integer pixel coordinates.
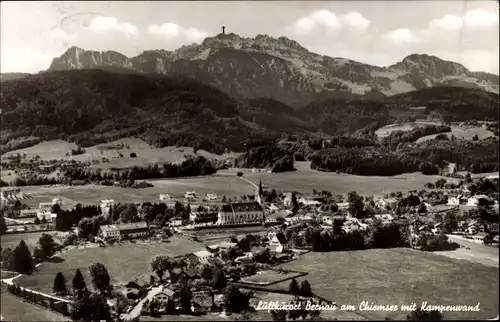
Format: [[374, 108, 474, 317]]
[[1, 170, 498, 321]]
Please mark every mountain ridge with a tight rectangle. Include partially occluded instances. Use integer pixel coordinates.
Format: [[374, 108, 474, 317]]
[[44, 33, 499, 107]]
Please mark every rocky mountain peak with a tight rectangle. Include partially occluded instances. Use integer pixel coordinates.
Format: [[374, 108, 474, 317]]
[[45, 34, 499, 106]]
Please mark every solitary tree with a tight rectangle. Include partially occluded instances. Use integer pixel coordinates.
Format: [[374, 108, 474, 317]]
[[211, 268, 227, 292], [291, 192, 300, 215], [150, 255, 171, 283], [299, 280, 313, 297], [72, 269, 87, 293], [38, 233, 57, 260], [53, 272, 67, 295], [348, 191, 365, 218], [289, 278, 300, 299], [89, 262, 111, 294], [13, 240, 34, 274]]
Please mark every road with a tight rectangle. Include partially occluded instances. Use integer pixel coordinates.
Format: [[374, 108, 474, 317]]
[[239, 176, 258, 189], [433, 235, 499, 267]]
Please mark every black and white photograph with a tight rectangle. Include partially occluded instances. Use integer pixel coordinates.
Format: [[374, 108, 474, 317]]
[[0, 1, 499, 321]]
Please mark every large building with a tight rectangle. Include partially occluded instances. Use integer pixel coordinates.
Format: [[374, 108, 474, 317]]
[[39, 202, 54, 214], [216, 202, 264, 225], [99, 222, 149, 240]]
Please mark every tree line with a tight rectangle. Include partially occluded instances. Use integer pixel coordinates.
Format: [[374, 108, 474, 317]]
[[310, 138, 499, 176]]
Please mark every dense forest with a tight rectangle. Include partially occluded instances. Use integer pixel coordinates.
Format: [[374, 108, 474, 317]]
[[2, 69, 498, 157], [234, 145, 295, 172], [310, 138, 499, 176]]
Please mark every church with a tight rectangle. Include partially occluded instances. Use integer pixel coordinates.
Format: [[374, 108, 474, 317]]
[[216, 179, 265, 225]]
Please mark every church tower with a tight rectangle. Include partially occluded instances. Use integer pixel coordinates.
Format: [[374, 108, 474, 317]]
[[256, 179, 263, 205]]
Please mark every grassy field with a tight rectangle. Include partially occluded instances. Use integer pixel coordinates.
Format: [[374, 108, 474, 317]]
[[375, 121, 442, 138], [1, 138, 237, 167], [241, 269, 303, 285], [15, 237, 203, 294], [219, 162, 460, 197], [416, 125, 495, 143], [0, 285, 70, 321], [0, 231, 53, 252], [269, 249, 499, 320], [5, 161, 460, 207]]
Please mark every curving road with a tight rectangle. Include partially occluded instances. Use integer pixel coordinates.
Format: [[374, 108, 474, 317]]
[[433, 235, 499, 267]]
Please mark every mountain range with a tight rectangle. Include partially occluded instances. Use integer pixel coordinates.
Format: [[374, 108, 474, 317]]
[[41, 33, 500, 107], [1, 33, 499, 155]]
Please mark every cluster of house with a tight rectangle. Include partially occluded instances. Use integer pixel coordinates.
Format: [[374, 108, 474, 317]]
[[447, 193, 498, 208], [17, 198, 62, 223]]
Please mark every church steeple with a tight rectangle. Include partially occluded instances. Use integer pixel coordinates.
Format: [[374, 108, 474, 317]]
[[256, 179, 263, 205]]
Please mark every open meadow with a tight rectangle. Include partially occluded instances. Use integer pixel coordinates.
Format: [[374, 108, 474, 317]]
[[0, 285, 70, 322], [416, 125, 496, 143], [0, 231, 53, 252], [375, 121, 442, 138], [4, 161, 461, 207], [269, 249, 499, 320], [1, 138, 236, 168], [240, 269, 305, 285], [15, 237, 203, 295]]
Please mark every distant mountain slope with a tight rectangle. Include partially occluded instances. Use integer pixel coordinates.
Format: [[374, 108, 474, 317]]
[[46, 34, 499, 107], [0, 73, 31, 82], [0, 69, 280, 154], [388, 86, 499, 121]]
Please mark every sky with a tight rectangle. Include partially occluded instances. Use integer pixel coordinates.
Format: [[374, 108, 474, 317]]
[[1, 1, 499, 74]]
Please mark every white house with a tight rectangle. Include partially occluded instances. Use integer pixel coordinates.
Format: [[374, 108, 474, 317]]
[[268, 231, 288, 253], [151, 286, 175, 303], [337, 202, 350, 210], [205, 193, 218, 201], [99, 225, 120, 239], [185, 191, 197, 200], [52, 198, 63, 206], [100, 200, 115, 217], [37, 212, 57, 222], [169, 217, 183, 227], [447, 195, 462, 206], [159, 194, 172, 201], [187, 250, 214, 265], [298, 197, 321, 206], [38, 202, 54, 214], [19, 209, 38, 218], [467, 195, 492, 207], [282, 192, 293, 207], [376, 198, 398, 210]]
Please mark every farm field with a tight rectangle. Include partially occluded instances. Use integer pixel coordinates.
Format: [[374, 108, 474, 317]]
[[10, 175, 255, 207], [375, 121, 442, 138], [0, 285, 70, 321], [271, 249, 499, 320], [5, 161, 462, 207], [1, 138, 237, 167], [219, 162, 460, 197], [15, 237, 203, 295], [416, 125, 495, 143], [0, 231, 53, 252]]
